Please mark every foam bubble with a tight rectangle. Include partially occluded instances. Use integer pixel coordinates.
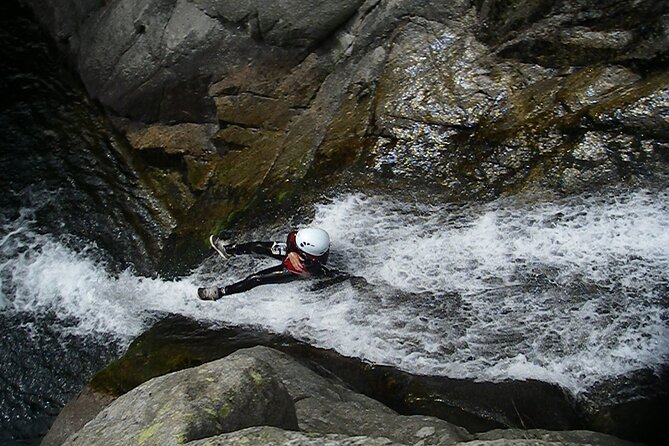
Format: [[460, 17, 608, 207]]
[[0, 211, 202, 341]]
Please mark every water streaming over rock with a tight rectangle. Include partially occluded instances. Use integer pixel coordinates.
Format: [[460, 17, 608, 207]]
[[3, 189, 668, 394], [3, 189, 669, 443], [2, 1, 668, 445], [0, 2, 170, 443]]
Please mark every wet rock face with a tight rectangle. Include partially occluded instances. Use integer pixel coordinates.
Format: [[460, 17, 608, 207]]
[[475, 0, 669, 67], [371, 14, 557, 197], [23, 0, 365, 123], [196, 0, 366, 48], [370, 6, 669, 198], [22, 0, 669, 269]]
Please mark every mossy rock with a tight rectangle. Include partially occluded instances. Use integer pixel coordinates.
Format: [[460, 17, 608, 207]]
[[88, 315, 581, 434], [68, 352, 298, 446]]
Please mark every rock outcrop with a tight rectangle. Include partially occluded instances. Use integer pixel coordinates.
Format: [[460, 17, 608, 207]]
[[21, 0, 669, 270], [43, 315, 661, 445], [83, 315, 583, 434], [62, 350, 298, 446], [51, 346, 638, 446]]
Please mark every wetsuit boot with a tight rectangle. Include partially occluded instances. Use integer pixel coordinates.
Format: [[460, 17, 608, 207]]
[[198, 286, 224, 301], [210, 235, 236, 259]]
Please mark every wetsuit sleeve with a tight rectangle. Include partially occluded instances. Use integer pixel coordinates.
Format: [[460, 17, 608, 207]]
[[286, 230, 299, 253], [223, 264, 298, 295]]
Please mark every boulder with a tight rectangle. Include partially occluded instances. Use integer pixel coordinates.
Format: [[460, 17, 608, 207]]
[[40, 386, 115, 446], [84, 316, 582, 435], [241, 346, 473, 446], [47, 342, 644, 446], [54, 345, 473, 446], [184, 426, 400, 446], [62, 353, 298, 446]]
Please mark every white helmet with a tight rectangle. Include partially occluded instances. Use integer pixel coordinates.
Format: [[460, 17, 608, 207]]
[[296, 228, 330, 256]]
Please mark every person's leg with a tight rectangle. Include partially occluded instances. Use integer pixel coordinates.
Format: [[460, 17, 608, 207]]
[[231, 242, 277, 258], [223, 264, 297, 295]]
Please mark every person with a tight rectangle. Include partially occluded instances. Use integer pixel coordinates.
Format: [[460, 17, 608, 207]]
[[197, 227, 332, 300]]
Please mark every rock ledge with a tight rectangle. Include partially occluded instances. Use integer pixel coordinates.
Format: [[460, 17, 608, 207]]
[[47, 346, 638, 446]]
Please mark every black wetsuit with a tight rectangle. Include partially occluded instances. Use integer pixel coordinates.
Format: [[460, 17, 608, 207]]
[[222, 231, 331, 295]]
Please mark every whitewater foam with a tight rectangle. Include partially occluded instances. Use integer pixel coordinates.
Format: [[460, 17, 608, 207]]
[[1, 189, 668, 396], [311, 189, 669, 393]]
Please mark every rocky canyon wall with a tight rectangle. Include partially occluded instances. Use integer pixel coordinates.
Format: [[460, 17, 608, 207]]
[[22, 0, 669, 270]]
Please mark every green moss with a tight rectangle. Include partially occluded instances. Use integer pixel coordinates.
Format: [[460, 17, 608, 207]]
[[209, 218, 229, 239], [185, 157, 214, 192], [90, 323, 214, 396], [91, 343, 196, 396], [175, 433, 187, 445], [276, 190, 292, 203], [90, 316, 290, 405], [250, 369, 263, 386], [219, 403, 232, 418], [137, 422, 162, 445]]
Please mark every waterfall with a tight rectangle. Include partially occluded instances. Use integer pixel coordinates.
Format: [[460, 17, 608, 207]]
[[2, 2, 667, 443], [3, 189, 668, 398]]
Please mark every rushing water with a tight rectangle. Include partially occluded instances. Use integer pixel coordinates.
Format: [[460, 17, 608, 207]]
[[0, 2, 165, 443], [2, 1, 668, 445], [2, 190, 669, 441], [3, 189, 668, 397]]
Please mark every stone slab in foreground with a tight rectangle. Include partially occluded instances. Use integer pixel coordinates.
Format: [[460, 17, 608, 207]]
[[58, 346, 639, 446]]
